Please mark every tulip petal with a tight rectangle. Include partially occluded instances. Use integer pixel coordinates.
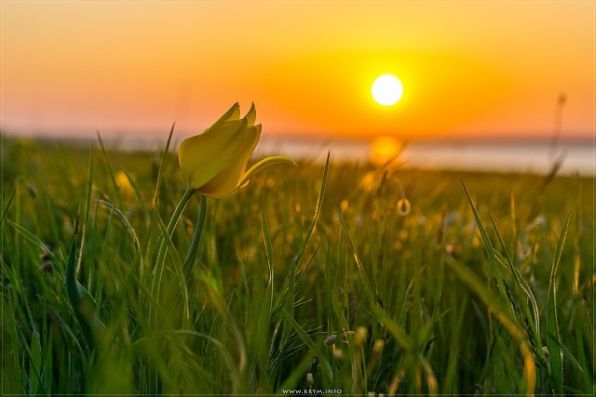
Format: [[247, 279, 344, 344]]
[[210, 102, 240, 131], [179, 118, 248, 189], [236, 155, 297, 189], [245, 103, 256, 127], [199, 124, 262, 198]]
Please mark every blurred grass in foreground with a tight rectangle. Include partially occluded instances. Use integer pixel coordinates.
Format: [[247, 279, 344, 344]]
[[1, 136, 593, 395]]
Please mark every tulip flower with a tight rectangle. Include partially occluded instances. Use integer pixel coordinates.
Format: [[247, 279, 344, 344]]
[[178, 102, 295, 198], [166, 103, 295, 273]]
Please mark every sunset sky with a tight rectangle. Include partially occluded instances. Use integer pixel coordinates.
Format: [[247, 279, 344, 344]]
[[2, 1, 593, 140]]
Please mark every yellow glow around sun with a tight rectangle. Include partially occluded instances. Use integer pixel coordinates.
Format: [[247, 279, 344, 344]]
[[372, 74, 403, 106]]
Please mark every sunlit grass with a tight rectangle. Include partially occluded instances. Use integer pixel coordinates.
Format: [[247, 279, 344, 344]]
[[1, 136, 593, 395]]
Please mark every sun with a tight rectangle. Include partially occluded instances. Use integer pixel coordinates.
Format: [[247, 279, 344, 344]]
[[371, 74, 404, 106]]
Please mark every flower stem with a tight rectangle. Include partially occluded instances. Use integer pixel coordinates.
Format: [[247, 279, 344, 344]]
[[166, 186, 194, 236], [149, 185, 194, 325], [183, 195, 207, 273]]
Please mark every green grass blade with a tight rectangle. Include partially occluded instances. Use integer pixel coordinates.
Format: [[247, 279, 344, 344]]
[[446, 259, 535, 395], [301, 151, 330, 255], [96, 199, 141, 253], [182, 194, 207, 273], [76, 146, 94, 275], [460, 180, 496, 266], [461, 180, 514, 315], [6, 219, 51, 256], [489, 213, 541, 341], [28, 330, 42, 394], [547, 333, 584, 373], [261, 213, 275, 313], [65, 234, 95, 349], [281, 309, 333, 378], [1, 182, 17, 227], [152, 122, 176, 208], [546, 212, 571, 394], [96, 131, 123, 206]]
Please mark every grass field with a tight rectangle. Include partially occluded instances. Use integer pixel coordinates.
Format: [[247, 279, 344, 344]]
[[1, 136, 594, 395]]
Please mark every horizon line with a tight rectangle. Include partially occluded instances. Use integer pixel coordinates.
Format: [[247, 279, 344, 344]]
[[2, 129, 593, 145]]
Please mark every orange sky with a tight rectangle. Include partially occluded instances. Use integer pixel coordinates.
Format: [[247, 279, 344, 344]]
[[1, 1, 593, 140]]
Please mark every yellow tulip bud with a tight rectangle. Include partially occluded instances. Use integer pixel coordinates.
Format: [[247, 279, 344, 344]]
[[116, 171, 134, 195], [178, 103, 295, 198]]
